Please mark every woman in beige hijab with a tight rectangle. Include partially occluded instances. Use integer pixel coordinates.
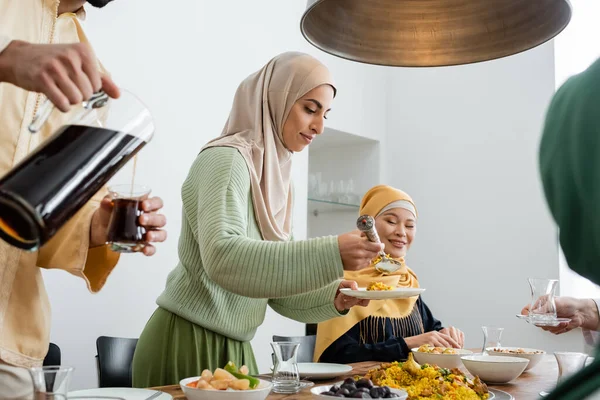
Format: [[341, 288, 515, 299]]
[[132, 52, 383, 387]]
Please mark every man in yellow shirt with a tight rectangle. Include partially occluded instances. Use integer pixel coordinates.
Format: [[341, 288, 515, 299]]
[[0, 1, 167, 397]]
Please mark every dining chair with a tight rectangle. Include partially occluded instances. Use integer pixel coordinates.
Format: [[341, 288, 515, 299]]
[[43, 342, 61, 366], [96, 336, 139, 388], [272, 334, 317, 363]]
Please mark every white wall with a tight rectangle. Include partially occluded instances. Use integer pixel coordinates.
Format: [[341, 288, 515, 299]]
[[381, 42, 584, 354], [41, 0, 389, 390]]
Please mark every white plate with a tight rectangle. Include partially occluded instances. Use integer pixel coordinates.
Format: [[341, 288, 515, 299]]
[[296, 362, 353, 379], [489, 388, 512, 400], [340, 287, 425, 300], [311, 381, 496, 399], [310, 382, 407, 399], [68, 388, 172, 400]]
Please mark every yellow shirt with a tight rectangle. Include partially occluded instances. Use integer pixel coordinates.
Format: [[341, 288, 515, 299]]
[[0, 0, 120, 368]]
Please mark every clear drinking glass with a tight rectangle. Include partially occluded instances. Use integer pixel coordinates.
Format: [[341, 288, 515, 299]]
[[540, 352, 588, 396], [271, 341, 301, 394], [528, 278, 559, 325], [29, 366, 74, 400], [556, 352, 588, 385], [481, 326, 504, 354], [308, 173, 318, 198], [106, 184, 151, 252]]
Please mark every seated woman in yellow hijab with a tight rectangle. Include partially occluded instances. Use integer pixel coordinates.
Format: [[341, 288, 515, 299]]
[[314, 185, 465, 363]]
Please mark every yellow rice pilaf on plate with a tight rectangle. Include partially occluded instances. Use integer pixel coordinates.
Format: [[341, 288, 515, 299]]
[[367, 281, 394, 291], [364, 353, 490, 400]]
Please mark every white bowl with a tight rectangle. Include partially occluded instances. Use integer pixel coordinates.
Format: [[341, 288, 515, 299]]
[[486, 347, 546, 371], [461, 355, 529, 383], [180, 376, 272, 400], [411, 348, 473, 369], [310, 383, 408, 399]]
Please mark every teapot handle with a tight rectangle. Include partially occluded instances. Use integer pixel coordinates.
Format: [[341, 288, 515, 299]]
[[28, 91, 109, 133]]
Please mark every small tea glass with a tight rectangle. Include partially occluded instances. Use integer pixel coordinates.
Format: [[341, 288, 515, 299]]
[[540, 351, 588, 397], [481, 326, 504, 354], [271, 341, 301, 394], [106, 184, 151, 252], [528, 278, 559, 325], [29, 366, 74, 399]]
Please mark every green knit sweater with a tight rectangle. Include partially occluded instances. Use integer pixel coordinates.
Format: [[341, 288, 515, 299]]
[[157, 146, 345, 342]]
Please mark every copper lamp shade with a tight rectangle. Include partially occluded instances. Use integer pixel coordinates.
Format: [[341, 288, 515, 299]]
[[300, 0, 572, 67]]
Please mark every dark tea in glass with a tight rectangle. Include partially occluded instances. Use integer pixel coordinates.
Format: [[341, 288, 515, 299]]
[[106, 184, 150, 252]]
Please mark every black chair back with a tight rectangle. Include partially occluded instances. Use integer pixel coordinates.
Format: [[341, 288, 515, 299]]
[[272, 335, 317, 363], [43, 342, 61, 366], [96, 336, 138, 388]]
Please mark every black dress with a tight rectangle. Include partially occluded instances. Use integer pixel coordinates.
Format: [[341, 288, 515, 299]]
[[319, 296, 443, 363]]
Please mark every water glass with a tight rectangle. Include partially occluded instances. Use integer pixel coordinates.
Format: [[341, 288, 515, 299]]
[[481, 326, 504, 354], [318, 182, 328, 200], [29, 366, 73, 399], [555, 352, 588, 385], [308, 173, 318, 198], [271, 341, 301, 394], [540, 351, 588, 396], [528, 278, 558, 324]]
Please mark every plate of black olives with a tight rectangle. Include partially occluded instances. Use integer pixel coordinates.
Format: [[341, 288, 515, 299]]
[[310, 377, 408, 399]]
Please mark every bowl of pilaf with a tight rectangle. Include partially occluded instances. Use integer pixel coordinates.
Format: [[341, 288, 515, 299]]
[[486, 347, 545, 371], [364, 353, 490, 400], [411, 344, 473, 369]]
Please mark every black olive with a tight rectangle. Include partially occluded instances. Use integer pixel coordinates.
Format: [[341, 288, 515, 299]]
[[351, 391, 372, 398], [336, 388, 351, 396], [370, 387, 384, 398], [341, 383, 357, 392], [330, 385, 340, 392], [344, 377, 356, 385], [356, 378, 374, 389]]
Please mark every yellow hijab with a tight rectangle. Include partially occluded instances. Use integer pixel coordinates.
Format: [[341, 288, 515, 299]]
[[314, 185, 421, 361]]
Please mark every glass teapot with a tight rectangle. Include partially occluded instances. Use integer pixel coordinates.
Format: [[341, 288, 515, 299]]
[[0, 89, 154, 251]]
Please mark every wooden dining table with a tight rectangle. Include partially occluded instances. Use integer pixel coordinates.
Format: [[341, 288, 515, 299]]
[[151, 354, 559, 399]]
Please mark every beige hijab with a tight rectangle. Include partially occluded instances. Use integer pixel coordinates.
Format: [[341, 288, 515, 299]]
[[202, 52, 336, 241]]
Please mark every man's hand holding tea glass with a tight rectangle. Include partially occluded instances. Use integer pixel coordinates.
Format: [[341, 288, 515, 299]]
[[90, 193, 167, 256]]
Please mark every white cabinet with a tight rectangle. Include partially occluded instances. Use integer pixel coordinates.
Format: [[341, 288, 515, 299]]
[[307, 127, 381, 238]]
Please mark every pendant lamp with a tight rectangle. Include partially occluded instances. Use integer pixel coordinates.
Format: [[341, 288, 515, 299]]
[[300, 0, 572, 67]]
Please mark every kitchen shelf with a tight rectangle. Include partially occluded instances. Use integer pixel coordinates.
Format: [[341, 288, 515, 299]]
[[308, 198, 360, 216]]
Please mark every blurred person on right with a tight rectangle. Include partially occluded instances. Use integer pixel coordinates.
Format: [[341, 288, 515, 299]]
[[534, 56, 600, 399]]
